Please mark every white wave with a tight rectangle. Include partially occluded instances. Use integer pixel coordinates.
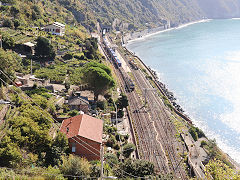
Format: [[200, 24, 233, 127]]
[[231, 18, 240, 20], [126, 19, 212, 44], [175, 19, 212, 30]]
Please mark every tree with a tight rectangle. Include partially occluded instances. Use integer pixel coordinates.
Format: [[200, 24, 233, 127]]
[[13, 19, 20, 29], [113, 159, 154, 178], [90, 161, 101, 178], [104, 153, 118, 168], [10, 5, 20, 17], [0, 136, 22, 168], [45, 132, 69, 166], [84, 62, 111, 75], [84, 38, 98, 59], [0, 49, 21, 85], [2, 33, 15, 49], [116, 93, 128, 109], [82, 63, 115, 101], [31, 94, 48, 109], [35, 37, 55, 61], [122, 143, 135, 158], [2, 19, 14, 28]]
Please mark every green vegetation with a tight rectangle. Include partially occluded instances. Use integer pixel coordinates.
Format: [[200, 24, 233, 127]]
[[200, 140, 207, 147], [189, 126, 205, 141], [113, 159, 154, 178], [0, 49, 22, 85], [204, 139, 234, 169], [205, 159, 240, 179], [116, 93, 128, 109], [82, 62, 115, 101], [122, 143, 135, 158], [35, 37, 55, 61], [1, 0, 239, 179], [60, 155, 91, 177]]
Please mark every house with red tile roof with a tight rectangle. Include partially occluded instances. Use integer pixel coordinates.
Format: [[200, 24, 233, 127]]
[[60, 114, 103, 161]]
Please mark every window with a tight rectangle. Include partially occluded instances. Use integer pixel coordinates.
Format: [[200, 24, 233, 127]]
[[66, 127, 69, 133], [72, 143, 76, 152]]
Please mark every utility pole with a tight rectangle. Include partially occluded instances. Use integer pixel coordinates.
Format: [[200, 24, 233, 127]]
[[31, 59, 33, 75], [0, 35, 2, 49], [100, 144, 104, 180]]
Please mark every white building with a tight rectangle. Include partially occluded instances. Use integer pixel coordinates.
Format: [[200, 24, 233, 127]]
[[44, 22, 65, 36]]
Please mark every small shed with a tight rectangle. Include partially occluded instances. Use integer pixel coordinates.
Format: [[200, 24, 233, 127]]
[[68, 95, 90, 114]]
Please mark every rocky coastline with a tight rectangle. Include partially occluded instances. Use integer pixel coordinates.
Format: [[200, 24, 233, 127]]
[[148, 67, 184, 113]]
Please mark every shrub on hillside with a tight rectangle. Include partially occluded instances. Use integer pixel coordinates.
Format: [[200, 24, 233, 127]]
[[2, 19, 13, 28], [189, 127, 198, 141], [200, 140, 207, 147]]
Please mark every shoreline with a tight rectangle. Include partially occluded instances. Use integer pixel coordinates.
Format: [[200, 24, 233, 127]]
[[123, 43, 240, 170], [124, 47, 193, 124], [123, 19, 211, 45], [122, 19, 240, 168]]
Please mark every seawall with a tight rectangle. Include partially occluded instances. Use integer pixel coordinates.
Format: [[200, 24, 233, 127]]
[[124, 47, 193, 124]]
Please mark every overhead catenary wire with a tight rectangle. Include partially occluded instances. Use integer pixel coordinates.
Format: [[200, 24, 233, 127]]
[[0, 70, 144, 179]]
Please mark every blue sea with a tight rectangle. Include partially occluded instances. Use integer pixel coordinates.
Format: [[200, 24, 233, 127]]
[[127, 19, 240, 163]]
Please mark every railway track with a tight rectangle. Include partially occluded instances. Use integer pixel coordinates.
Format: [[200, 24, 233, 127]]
[[100, 39, 187, 178], [131, 67, 187, 179], [118, 68, 170, 174]]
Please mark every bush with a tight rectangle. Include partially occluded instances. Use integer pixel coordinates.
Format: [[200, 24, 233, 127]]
[[13, 19, 20, 29], [60, 155, 91, 177], [106, 135, 116, 148], [114, 159, 154, 178], [195, 127, 205, 138], [122, 143, 135, 158], [97, 101, 106, 110], [124, 134, 129, 140], [104, 153, 118, 168], [113, 143, 120, 150], [200, 140, 207, 147], [117, 109, 124, 118], [189, 126, 205, 141], [63, 52, 73, 60], [68, 110, 79, 117], [2, 34, 15, 49], [189, 127, 198, 141]]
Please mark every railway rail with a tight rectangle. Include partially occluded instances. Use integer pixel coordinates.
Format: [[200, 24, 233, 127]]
[[132, 69, 187, 179], [100, 38, 188, 178]]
